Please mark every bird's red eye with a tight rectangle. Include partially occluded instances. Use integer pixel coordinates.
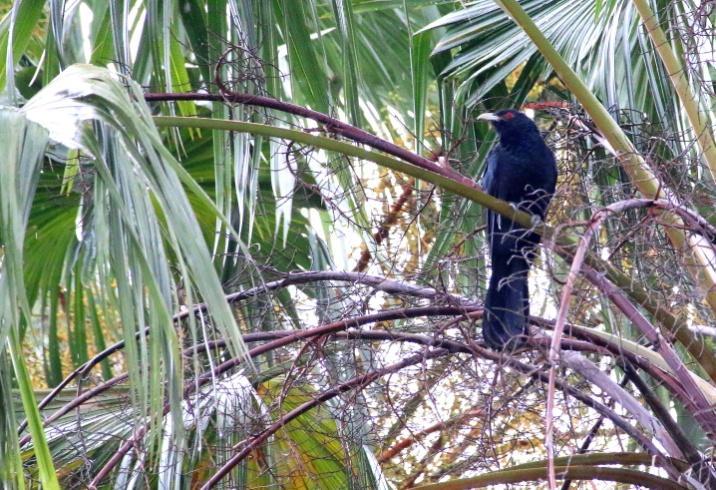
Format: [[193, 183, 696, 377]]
[[501, 112, 515, 121]]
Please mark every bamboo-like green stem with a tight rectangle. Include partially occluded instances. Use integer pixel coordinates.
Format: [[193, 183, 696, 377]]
[[632, 0, 716, 180], [508, 451, 688, 472], [153, 116, 526, 228], [411, 465, 686, 490], [491, 0, 716, 357]]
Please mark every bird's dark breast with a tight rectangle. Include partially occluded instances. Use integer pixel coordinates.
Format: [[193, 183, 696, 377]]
[[487, 143, 556, 257], [494, 145, 556, 216]]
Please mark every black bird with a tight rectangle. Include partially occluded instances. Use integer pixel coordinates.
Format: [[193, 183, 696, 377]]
[[478, 109, 557, 350]]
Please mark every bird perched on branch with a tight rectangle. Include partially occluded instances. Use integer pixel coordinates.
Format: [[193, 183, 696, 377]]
[[478, 109, 557, 350]]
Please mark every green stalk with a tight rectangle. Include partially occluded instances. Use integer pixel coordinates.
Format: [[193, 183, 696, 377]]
[[632, 0, 716, 180], [508, 451, 688, 472], [10, 330, 60, 489], [492, 0, 716, 337], [153, 116, 525, 225], [411, 465, 685, 490]]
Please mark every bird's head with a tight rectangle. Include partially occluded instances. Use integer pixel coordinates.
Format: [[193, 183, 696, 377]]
[[477, 109, 540, 143]]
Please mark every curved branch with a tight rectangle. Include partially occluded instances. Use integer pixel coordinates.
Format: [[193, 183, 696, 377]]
[[544, 198, 716, 485], [620, 198, 716, 252], [31, 303, 704, 465], [510, 451, 689, 472], [409, 465, 686, 490], [145, 92, 468, 184]]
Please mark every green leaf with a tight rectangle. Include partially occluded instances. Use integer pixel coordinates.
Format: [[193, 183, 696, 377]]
[[0, 109, 59, 489]]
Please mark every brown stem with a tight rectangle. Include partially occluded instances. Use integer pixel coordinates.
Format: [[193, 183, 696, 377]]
[[545, 198, 716, 441], [546, 198, 655, 486], [144, 92, 474, 187]]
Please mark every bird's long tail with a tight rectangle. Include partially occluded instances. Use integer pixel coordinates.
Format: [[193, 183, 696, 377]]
[[483, 256, 529, 350]]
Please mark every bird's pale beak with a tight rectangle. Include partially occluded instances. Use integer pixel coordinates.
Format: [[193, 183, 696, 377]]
[[477, 112, 501, 122]]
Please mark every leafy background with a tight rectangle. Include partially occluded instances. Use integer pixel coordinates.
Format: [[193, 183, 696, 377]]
[[1, 0, 715, 488]]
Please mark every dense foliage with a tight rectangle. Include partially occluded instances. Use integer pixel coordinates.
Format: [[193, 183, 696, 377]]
[[1, 0, 715, 488]]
